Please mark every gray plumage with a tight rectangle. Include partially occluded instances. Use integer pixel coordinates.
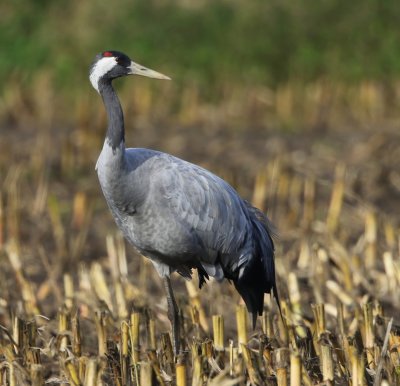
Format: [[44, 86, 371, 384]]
[[90, 50, 279, 331]]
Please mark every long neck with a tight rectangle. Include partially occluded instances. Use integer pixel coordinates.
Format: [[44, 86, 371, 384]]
[[99, 80, 125, 151]]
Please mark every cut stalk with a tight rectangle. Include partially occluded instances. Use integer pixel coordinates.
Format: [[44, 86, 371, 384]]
[[72, 311, 82, 357], [147, 350, 166, 386], [212, 315, 225, 351], [363, 303, 375, 370], [84, 358, 98, 386], [121, 321, 129, 385], [30, 364, 44, 386], [236, 305, 248, 352], [312, 303, 326, 338], [262, 312, 273, 338], [191, 345, 203, 386], [90, 263, 113, 313], [161, 332, 174, 368], [241, 343, 263, 385], [146, 310, 156, 351], [290, 351, 301, 386], [139, 361, 152, 386], [65, 359, 80, 386], [130, 312, 140, 364], [364, 211, 377, 268], [326, 163, 345, 234], [302, 177, 315, 230], [176, 359, 187, 386], [320, 337, 334, 384], [63, 273, 74, 310], [58, 308, 69, 352], [275, 348, 289, 386], [95, 311, 107, 357], [185, 280, 209, 333]]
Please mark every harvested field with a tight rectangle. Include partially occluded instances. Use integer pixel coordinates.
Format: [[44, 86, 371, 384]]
[[0, 108, 400, 385]]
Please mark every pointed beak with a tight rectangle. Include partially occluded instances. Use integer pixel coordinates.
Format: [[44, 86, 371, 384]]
[[128, 61, 171, 80]]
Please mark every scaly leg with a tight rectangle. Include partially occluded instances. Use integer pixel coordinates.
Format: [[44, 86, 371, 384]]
[[163, 276, 180, 356]]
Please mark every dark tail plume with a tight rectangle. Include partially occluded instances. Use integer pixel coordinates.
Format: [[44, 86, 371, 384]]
[[235, 203, 280, 328]]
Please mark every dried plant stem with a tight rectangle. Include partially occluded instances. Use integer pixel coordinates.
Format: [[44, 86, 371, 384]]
[[326, 163, 345, 234], [185, 280, 209, 332], [115, 282, 128, 319], [252, 168, 268, 211], [364, 211, 377, 268], [78, 357, 87, 383], [58, 309, 69, 351], [63, 274, 74, 310], [6, 241, 39, 315], [374, 318, 393, 386], [9, 361, 16, 386], [161, 333, 174, 368], [147, 350, 166, 386], [236, 305, 248, 352], [320, 336, 334, 384], [191, 345, 203, 386], [90, 263, 113, 313], [139, 361, 152, 386], [12, 316, 22, 353], [212, 315, 224, 351], [262, 312, 273, 338], [72, 311, 82, 357], [145, 310, 156, 351], [121, 321, 129, 385], [302, 177, 315, 229], [0, 194, 3, 249], [65, 359, 80, 386], [384, 222, 396, 250], [130, 312, 140, 364], [350, 344, 365, 386], [95, 311, 107, 357], [312, 303, 326, 338], [229, 339, 234, 377], [363, 303, 375, 370], [290, 351, 301, 386], [241, 344, 263, 385], [84, 358, 98, 386], [275, 348, 289, 386], [176, 360, 187, 386], [288, 273, 306, 338], [30, 364, 44, 386]]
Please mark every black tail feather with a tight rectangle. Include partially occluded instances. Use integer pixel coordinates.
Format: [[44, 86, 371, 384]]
[[235, 202, 280, 327], [234, 281, 264, 328]]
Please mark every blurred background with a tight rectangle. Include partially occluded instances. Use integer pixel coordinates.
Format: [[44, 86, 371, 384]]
[[1, 0, 400, 346], [2, 0, 400, 200]]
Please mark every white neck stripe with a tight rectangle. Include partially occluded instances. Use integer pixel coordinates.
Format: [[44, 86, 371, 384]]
[[90, 57, 117, 92]]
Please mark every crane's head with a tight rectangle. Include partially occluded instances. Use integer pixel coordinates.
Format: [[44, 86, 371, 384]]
[[89, 51, 170, 93]]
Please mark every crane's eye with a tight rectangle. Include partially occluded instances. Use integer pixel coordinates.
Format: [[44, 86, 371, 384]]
[[116, 56, 129, 67]]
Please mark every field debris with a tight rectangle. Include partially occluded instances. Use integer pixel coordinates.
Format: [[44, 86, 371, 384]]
[[1, 142, 400, 385]]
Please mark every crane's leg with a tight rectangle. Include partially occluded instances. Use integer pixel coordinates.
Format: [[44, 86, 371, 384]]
[[163, 276, 180, 356]]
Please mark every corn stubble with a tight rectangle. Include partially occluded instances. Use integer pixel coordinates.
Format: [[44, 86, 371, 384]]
[[1, 120, 400, 385]]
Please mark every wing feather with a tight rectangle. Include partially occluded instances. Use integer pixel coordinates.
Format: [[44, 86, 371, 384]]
[[151, 155, 250, 265]]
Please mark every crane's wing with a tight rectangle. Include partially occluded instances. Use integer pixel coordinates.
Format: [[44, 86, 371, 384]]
[[123, 150, 278, 323], [149, 154, 256, 274], [151, 155, 278, 321]]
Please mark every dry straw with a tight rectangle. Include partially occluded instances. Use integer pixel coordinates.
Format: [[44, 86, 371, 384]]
[[0, 110, 400, 384]]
